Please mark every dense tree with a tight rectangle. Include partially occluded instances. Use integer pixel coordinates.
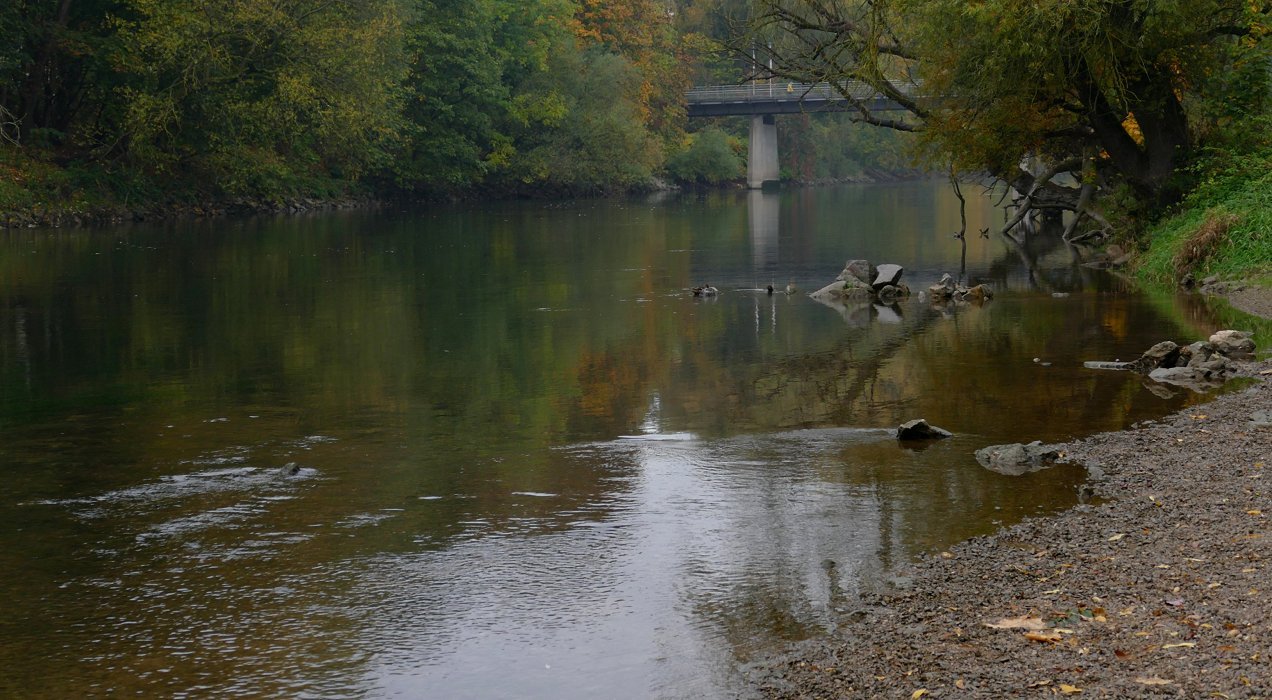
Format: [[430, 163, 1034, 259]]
[[665, 125, 743, 183], [393, 0, 577, 193], [0, 0, 127, 148], [111, 0, 409, 193], [740, 0, 1270, 231], [505, 47, 664, 193]]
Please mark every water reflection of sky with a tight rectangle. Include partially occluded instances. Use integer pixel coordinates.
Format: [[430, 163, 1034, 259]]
[[357, 428, 890, 700]]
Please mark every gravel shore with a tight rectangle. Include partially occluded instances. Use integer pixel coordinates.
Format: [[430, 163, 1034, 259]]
[[757, 321, 1271, 697]]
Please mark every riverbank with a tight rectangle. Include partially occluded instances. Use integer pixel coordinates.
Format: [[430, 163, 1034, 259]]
[[757, 331, 1271, 696]]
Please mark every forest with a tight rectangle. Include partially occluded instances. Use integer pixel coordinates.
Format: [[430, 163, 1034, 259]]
[[0, 0, 766, 212], [1, 0, 1270, 267]]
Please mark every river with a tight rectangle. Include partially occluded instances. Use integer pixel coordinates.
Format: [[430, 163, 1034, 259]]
[[0, 182, 1240, 698]]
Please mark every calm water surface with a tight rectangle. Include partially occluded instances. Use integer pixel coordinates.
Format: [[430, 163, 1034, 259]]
[[0, 183, 1244, 698]]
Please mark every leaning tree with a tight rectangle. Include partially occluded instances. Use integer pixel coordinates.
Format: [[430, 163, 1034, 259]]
[[734, 0, 1268, 238]]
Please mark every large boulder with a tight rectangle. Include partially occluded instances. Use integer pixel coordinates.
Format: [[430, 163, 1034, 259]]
[[872, 264, 904, 290], [1210, 330, 1255, 357], [876, 284, 901, 302], [837, 259, 875, 286], [1131, 341, 1180, 371], [1182, 341, 1216, 368], [897, 419, 952, 441], [975, 442, 1063, 476]]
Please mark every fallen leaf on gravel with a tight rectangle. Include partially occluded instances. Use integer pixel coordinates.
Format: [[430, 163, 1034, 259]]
[[985, 616, 1048, 630], [1059, 684, 1082, 694], [1134, 677, 1172, 685], [1028, 679, 1053, 688], [955, 679, 965, 690], [1025, 631, 1063, 643], [1108, 533, 1126, 542], [1163, 642, 1196, 649], [910, 689, 928, 699], [1191, 414, 1207, 420], [1248, 510, 1263, 516], [1165, 597, 1185, 606]]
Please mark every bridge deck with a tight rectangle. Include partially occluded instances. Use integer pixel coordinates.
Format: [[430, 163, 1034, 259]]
[[685, 81, 912, 117]]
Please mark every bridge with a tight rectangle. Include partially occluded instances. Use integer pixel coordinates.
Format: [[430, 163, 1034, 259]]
[[685, 81, 913, 188]]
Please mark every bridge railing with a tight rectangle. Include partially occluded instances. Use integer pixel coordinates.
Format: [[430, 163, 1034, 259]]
[[685, 81, 891, 104]]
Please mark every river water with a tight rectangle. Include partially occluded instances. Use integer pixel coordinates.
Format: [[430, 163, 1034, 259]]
[[0, 183, 1241, 698]]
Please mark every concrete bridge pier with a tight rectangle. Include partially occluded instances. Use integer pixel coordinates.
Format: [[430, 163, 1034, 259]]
[[748, 115, 779, 189]]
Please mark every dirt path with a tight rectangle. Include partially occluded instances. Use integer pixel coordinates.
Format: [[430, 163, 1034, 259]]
[[757, 353, 1271, 697]]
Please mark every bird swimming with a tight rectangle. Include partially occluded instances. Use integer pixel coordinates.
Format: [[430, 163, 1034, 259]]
[[692, 284, 719, 297]]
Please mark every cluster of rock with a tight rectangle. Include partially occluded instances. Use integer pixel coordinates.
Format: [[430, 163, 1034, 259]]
[[1180, 273, 1249, 296], [809, 260, 911, 304], [1086, 330, 1256, 391], [926, 273, 994, 304]]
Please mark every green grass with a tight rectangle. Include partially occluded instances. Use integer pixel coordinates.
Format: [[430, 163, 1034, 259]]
[[1137, 146, 1272, 287]]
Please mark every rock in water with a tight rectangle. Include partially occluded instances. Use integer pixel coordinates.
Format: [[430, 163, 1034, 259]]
[[837, 259, 875, 286], [872, 264, 904, 290], [809, 277, 872, 301], [975, 442, 1062, 476], [1131, 341, 1180, 371], [897, 419, 952, 441], [964, 284, 993, 302], [280, 462, 301, 476], [928, 274, 957, 299]]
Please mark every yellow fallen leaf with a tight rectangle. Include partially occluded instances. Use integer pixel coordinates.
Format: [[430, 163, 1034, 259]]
[[955, 679, 966, 690], [1028, 679, 1053, 688], [1060, 684, 1082, 694], [985, 616, 1048, 630], [1025, 631, 1063, 643], [911, 689, 929, 699], [1135, 677, 1172, 685], [1191, 414, 1207, 420], [1248, 510, 1263, 516], [1108, 533, 1126, 542], [1163, 642, 1196, 649]]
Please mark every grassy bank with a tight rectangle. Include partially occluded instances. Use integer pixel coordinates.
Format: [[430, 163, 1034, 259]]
[[1136, 145, 1272, 288], [0, 146, 371, 227]]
